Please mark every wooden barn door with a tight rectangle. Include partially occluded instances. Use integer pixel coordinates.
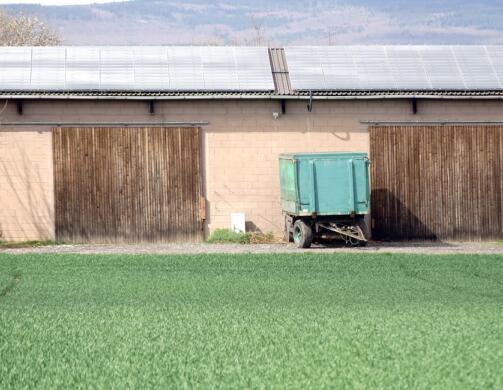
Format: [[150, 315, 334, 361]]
[[53, 127, 203, 243], [370, 125, 503, 240]]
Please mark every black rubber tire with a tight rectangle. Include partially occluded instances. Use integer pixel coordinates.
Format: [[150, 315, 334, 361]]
[[357, 219, 369, 247], [357, 218, 370, 240], [293, 220, 313, 248]]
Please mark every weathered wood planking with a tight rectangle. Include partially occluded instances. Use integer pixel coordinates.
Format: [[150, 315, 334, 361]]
[[53, 127, 203, 243], [370, 125, 503, 241]]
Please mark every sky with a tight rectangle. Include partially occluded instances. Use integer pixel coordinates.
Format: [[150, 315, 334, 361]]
[[0, 0, 126, 4]]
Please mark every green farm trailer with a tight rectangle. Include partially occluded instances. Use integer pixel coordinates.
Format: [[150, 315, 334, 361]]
[[279, 152, 371, 248]]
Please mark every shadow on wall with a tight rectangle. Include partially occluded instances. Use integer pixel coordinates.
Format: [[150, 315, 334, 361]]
[[245, 221, 262, 233], [371, 189, 438, 241], [0, 138, 53, 241]]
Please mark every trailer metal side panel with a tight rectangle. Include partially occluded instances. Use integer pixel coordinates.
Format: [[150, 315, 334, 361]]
[[279, 152, 370, 216], [279, 156, 298, 214]]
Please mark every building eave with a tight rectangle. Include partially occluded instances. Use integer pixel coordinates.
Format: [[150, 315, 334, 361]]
[[3, 90, 503, 100]]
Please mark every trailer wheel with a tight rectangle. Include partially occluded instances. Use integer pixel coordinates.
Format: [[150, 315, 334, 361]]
[[293, 220, 313, 248]]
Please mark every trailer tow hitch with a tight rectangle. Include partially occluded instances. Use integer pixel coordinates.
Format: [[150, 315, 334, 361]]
[[318, 222, 367, 246]]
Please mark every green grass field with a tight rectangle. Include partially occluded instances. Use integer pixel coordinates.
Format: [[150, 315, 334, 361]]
[[0, 253, 502, 389]]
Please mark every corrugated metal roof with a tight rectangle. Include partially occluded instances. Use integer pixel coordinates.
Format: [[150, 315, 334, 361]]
[[268, 48, 293, 95], [0, 46, 275, 92], [285, 46, 503, 91]]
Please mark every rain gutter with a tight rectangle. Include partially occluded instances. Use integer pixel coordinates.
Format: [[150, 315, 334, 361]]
[[2, 94, 503, 100]]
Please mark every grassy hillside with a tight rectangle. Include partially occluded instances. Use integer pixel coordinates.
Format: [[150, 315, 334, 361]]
[[1, 0, 503, 45]]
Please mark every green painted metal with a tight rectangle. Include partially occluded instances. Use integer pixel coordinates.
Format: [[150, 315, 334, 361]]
[[279, 152, 370, 216]]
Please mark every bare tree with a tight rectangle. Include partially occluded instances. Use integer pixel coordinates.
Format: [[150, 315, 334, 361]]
[[0, 10, 61, 46]]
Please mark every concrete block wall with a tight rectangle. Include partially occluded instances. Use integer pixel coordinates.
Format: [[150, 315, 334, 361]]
[[1, 98, 503, 241], [0, 128, 54, 241], [204, 102, 369, 234]]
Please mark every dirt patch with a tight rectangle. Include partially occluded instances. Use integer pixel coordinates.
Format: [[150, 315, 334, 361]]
[[2, 241, 503, 255]]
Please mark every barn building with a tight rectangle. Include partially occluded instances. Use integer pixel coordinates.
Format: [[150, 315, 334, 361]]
[[1, 46, 502, 243]]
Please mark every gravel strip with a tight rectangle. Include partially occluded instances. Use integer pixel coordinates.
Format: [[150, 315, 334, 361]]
[[2, 241, 503, 255]]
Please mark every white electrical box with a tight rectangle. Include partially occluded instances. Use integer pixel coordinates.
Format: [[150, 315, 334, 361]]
[[231, 213, 246, 233]]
